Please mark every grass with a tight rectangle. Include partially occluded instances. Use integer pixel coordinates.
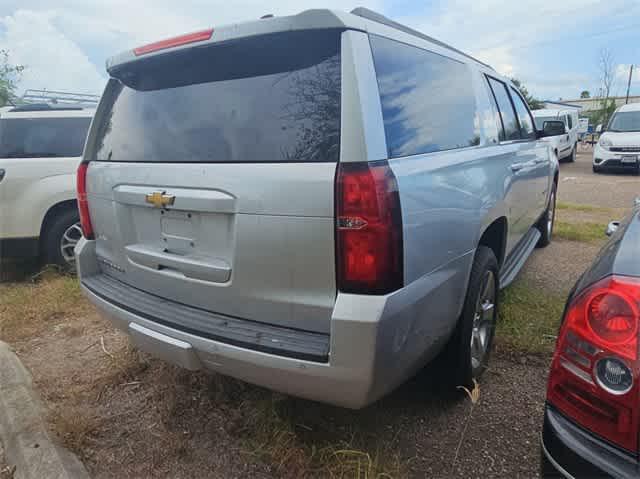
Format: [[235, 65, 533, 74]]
[[0, 268, 91, 342], [556, 201, 613, 213], [553, 220, 607, 243], [237, 395, 406, 478], [497, 283, 566, 354]]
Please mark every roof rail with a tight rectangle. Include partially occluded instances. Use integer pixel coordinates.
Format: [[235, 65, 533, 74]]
[[9, 103, 84, 113], [350, 7, 494, 70], [21, 89, 100, 106]]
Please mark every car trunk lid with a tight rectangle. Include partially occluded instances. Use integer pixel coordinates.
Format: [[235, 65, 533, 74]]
[[84, 29, 342, 334]]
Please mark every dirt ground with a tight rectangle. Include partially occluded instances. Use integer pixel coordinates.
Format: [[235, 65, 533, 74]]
[[0, 444, 13, 479], [1, 150, 638, 478]]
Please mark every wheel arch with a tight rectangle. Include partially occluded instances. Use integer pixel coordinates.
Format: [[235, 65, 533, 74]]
[[39, 199, 79, 252], [478, 216, 508, 269]]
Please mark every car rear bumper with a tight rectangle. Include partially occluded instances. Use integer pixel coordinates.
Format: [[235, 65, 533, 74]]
[[76, 237, 470, 408], [541, 405, 638, 478]]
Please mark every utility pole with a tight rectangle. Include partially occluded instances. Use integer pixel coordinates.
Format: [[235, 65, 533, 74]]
[[626, 64, 634, 104]]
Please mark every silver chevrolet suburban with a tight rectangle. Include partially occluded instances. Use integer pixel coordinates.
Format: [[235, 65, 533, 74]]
[[76, 8, 559, 408]]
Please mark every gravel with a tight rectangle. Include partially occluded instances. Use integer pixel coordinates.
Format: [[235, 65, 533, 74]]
[[517, 239, 603, 294]]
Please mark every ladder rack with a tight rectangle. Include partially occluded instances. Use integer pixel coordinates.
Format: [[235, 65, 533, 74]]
[[21, 89, 100, 106]]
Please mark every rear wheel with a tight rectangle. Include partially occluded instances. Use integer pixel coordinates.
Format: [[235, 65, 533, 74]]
[[43, 208, 81, 269], [567, 145, 576, 162], [445, 246, 499, 388], [536, 182, 556, 248]]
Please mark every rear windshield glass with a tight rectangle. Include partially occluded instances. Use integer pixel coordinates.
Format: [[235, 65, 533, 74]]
[[0, 117, 91, 158], [93, 30, 342, 163]]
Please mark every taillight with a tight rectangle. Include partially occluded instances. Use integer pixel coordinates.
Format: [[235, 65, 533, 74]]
[[133, 28, 214, 56], [336, 161, 403, 294], [76, 163, 94, 240], [547, 275, 640, 452]]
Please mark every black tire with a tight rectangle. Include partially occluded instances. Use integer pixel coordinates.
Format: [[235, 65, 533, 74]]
[[592, 165, 600, 174], [568, 145, 576, 163], [536, 182, 556, 248], [444, 246, 499, 389], [42, 208, 81, 268]]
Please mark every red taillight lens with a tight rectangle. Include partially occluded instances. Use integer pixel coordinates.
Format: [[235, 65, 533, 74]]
[[76, 163, 94, 240], [547, 275, 640, 452], [133, 28, 214, 56], [336, 161, 403, 294]]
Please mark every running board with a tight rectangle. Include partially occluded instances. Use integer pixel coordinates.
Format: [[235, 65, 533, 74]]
[[499, 227, 541, 289]]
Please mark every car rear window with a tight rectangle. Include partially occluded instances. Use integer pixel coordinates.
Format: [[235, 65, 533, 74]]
[[369, 35, 480, 158], [92, 30, 342, 164], [0, 117, 91, 158]]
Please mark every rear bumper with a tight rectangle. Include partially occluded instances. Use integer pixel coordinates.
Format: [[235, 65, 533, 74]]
[[541, 405, 638, 478], [76, 237, 470, 408]]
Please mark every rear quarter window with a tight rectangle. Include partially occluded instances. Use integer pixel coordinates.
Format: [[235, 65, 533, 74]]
[[370, 35, 481, 158], [0, 117, 91, 158], [92, 30, 342, 164]]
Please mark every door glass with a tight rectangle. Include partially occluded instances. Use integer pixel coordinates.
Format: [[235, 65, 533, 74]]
[[487, 77, 520, 141], [510, 88, 536, 140]]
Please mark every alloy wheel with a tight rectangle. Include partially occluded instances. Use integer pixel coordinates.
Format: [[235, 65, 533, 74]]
[[60, 222, 83, 265], [470, 270, 496, 370]]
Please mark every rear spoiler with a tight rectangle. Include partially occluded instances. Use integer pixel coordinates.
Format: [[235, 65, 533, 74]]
[[106, 9, 364, 76]]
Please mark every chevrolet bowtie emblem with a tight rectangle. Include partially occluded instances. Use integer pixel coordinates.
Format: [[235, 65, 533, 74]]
[[145, 191, 175, 208]]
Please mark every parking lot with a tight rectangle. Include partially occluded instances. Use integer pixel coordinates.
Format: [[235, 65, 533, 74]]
[[0, 149, 638, 478]]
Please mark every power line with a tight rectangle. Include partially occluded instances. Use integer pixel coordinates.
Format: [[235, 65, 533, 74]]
[[474, 22, 640, 54]]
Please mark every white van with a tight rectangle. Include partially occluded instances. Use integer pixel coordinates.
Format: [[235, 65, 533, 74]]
[[533, 109, 579, 162]]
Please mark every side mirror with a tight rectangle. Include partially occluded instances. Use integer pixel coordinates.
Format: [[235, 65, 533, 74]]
[[539, 120, 566, 138], [605, 221, 620, 237]]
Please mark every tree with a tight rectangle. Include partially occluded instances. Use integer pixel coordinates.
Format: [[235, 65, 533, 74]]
[[580, 90, 590, 98], [510, 77, 543, 110], [596, 48, 616, 126], [0, 50, 24, 107]]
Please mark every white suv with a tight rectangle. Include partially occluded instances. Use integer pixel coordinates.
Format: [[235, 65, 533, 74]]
[[0, 104, 93, 267], [593, 103, 640, 173]]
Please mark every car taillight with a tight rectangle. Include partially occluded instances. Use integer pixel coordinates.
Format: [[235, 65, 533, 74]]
[[547, 275, 640, 452], [335, 161, 403, 294], [133, 28, 214, 56], [76, 163, 94, 240]]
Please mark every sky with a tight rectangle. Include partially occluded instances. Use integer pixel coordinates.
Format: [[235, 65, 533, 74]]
[[0, 0, 639, 101]]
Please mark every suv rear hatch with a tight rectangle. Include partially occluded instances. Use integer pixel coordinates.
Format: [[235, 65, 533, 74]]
[[84, 29, 342, 334]]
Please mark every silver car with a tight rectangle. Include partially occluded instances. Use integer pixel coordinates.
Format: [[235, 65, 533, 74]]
[[76, 8, 559, 408]]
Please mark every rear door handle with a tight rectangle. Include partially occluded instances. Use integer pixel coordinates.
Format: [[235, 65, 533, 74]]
[[510, 163, 525, 172], [0, 169, 5, 183], [125, 244, 231, 283]]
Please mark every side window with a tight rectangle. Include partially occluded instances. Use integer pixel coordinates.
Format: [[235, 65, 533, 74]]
[[487, 77, 520, 141], [0, 117, 91, 158], [370, 35, 481, 158], [509, 88, 536, 140], [481, 79, 502, 144]]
